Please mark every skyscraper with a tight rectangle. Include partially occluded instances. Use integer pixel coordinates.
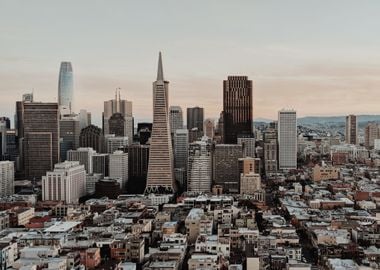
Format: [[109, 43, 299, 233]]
[[278, 109, 297, 170], [79, 125, 104, 153], [58, 62, 74, 114], [203, 119, 215, 139], [169, 106, 184, 135], [67, 147, 96, 174], [223, 76, 253, 144], [187, 137, 212, 193], [145, 52, 175, 193], [364, 122, 379, 149], [346, 114, 358, 145], [109, 113, 126, 137], [103, 91, 133, 144], [0, 161, 14, 196], [109, 150, 128, 190], [174, 129, 189, 169], [127, 144, 149, 194], [20, 102, 60, 179], [59, 116, 80, 161], [187, 107, 204, 132]]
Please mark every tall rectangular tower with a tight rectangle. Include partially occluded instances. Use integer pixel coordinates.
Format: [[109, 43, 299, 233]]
[[22, 102, 60, 179], [145, 52, 175, 193], [346, 115, 358, 145], [278, 109, 297, 170], [223, 76, 253, 144]]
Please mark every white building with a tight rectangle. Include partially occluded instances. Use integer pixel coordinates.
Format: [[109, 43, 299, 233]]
[[42, 161, 86, 204], [278, 110, 297, 170], [187, 137, 212, 193], [109, 150, 128, 189], [105, 135, 128, 154], [67, 147, 96, 174], [0, 161, 14, 196]]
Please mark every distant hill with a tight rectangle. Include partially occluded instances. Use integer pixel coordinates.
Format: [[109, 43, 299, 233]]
[[298, 115, 380, 125]]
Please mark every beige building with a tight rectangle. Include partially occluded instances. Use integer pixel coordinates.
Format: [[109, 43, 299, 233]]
[[185, 208, 204, 244], [240, 173, 261, 195], [365, 122, 379, 149], [312, 164, 339, 182]]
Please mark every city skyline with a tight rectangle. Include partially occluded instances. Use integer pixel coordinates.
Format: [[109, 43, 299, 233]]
[[2, 1, 380, 125]]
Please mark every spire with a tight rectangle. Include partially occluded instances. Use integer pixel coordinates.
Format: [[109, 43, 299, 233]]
[[157, 51, 164, 81]]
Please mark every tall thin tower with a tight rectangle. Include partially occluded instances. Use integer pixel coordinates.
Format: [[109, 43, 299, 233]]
[[145, 52, 175, 193], [58, 62, 74, 114]]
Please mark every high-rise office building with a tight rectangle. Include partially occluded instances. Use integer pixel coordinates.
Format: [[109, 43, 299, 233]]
[[105, 135, 128, 154], [146, 52, 175, 193], [103, 91, 133, 144], [187, 107, 204, 132], [60, 116, 80, 161], [187, 137, 212, 193], [79, 125, 104, 153], [58, 62, 74, 114], [174, 129, 188, 190], [109, 150, 128, 190], [364, 123, 379, 149], [137, 123, 152, 145], [0, 161, 14, 196], [203, 119, 215, 139], [42, 161, 86, 204], [174, 129, 189, 169], [346, 115, 358, 145], [278, 109, 297, 170], [238, 135, 255, 158], [67, 147, 96, 174], [127, 144, 149, 194], [223, 76, 253, 144], [19, 102, 60, 180], [78, 109, 91, 130], [169, 106, 183, 135], [213, 144, 243, 193], [108, 113, 126, 137], [92, 153, 109, 177], [0, 120, 7, 159]]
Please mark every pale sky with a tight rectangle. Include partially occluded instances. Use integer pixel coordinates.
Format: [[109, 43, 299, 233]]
[[1, 0, 380, 125]]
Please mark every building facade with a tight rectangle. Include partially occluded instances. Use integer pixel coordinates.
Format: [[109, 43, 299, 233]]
[[213, 144, 243, 193], [223, 76, 253, 144], [346, 114, 358, 145], [146, 52, 175, 193], [42, 161, 86, 204], [187, 107, 204, 132], [187, 138, 212, 193], [278, 110, 297, 170], [19, 102, 60, 180], [0, 161, 14, 196], [169, 106, 183, 135], [58, 62, 74, 114]]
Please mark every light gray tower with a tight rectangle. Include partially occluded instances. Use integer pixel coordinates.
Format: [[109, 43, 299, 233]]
[[145, 52, 175, 193], [278, 109, 297, 170], [58, 62, 74, 114]]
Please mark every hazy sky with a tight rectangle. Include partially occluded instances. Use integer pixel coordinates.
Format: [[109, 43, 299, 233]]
[[1, 0, 380, 125]]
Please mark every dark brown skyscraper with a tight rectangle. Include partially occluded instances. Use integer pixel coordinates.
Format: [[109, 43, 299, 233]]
[[223, 76, 253, 144], [21, 102, 60, 179]]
